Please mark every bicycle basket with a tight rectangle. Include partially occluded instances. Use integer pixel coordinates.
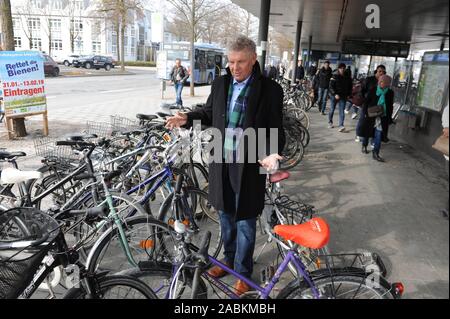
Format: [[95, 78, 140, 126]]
[[34, 137, 80, 163], [85, 121, 113, 137], [0, 208, 59, 299], [110, 115, 140, 133]]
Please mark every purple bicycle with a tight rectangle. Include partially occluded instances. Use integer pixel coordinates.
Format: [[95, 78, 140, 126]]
[[123, 220, 404, 299]]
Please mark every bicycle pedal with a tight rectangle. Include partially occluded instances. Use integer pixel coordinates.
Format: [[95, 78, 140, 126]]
[[260, 265, 276, 286]]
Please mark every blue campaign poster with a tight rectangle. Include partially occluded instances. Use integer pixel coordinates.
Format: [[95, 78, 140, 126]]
[[0, 51, 47, 116]]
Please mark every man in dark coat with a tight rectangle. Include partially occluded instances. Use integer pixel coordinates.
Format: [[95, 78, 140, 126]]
[[328, 63, 352, 131], [295, 60, 305, 83], [316, 61, 332, 114], [166, 36, 285, 295]]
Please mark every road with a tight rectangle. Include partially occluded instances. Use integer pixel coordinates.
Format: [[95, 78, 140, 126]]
[[42, 67, 211, 124]]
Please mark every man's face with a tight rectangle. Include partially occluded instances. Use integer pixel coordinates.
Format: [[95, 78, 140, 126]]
[[227, 49, 257, 82], [175, 60, 181, 67], [324, 63, 329, 69], [338, 67, 345, 75], [375, 68, 386, 79]]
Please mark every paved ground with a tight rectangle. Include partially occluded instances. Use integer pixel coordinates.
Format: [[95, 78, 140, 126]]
[[1, 71, 448, 298]]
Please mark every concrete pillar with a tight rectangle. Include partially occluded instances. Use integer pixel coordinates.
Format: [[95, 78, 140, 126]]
[[257, 0, 271, 74], [306, 35, 312, 68], [291, 20, 303, 83]]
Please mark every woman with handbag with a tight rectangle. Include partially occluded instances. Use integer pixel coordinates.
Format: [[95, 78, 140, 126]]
[[357, 75, 394, 162]]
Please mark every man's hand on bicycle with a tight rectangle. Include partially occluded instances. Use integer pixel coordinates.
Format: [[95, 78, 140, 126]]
[[165, 112, 188, 130], [259, 154, 283, 172]]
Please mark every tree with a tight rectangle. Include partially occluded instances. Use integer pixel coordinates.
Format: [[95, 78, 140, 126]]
[[66, 0, 83, 54], [166, 0, 229, 96], [40, 2, 54, 55], [0, 0, 14, 50], [16, 0, 36, 50], [96, 0, 144, 71]]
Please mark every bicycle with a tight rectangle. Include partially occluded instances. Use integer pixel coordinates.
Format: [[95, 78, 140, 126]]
[[126, 222, 403, 299], [0, 207, 156, 299]]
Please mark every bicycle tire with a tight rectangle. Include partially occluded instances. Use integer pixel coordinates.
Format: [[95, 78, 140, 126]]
[[86, 216, 178, 274], [72, 191, 149, 261], [63, 275, 157, 299], [277, 269, 396, 299], [158, 186, 222, 259], [120, 261, 208, 299]]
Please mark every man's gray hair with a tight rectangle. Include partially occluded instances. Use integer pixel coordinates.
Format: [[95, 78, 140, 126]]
[[227, 35, 257, 54]]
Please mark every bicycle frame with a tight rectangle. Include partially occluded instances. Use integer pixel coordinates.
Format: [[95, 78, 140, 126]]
[[167, 239, 321, 300]]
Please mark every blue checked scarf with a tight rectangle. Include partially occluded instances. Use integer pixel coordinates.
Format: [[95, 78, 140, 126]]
[[224, 76, 253, 162]]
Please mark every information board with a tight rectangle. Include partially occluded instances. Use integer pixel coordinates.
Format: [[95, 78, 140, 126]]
[[0, 51, 47, 116], [415, 51, 449, 112]]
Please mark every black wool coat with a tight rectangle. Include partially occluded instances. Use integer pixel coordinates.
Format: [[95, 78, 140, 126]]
[[357, 86, 394, 138], [185, 61, 285, 220]]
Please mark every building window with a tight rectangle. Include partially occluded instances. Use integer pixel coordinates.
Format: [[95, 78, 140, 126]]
[[51, 0, 63, 10], [51, 39, 63, 51], [31, 37, 42, 50], [14, 37, 22, 48], [92, 41, 101, 54], [71, 19, 83, 32], [49, 18, 61, 32], [28, 18, 41, 31], [111, 31, 117, 54], [12, 17, 20, 30], [92, 21, 102, 41], [31, 0, 42, 9], [72, 0, 83, 11], [75, 37, 83, 52]]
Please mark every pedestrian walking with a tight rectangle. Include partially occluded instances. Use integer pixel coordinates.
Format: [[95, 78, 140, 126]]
[[357, 74, 394, 162], [316, 61, 332, 115], [328, 63, 352, 131], [169, 58, 189, 107]]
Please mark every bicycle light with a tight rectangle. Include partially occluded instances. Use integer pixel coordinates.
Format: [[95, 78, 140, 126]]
[[392, 282, 404, 296]]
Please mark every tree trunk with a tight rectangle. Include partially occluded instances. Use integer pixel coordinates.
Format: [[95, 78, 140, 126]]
[[70, 32, 74, 52], [48, 33, 52, 55], [116, 22, 121, 62], [190, 0, 195, 96], [0, 0, 14, 50], [120, 22, 125, 71]]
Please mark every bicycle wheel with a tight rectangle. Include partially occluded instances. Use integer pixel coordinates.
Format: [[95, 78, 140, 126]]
[[63, 275, 157, 299], [31, 171, 82, 211], [121, 261, 208, 299], [158, 186, 222, 259], [72, 191, 149, 261], [86, 217, 178, 274], [278, 269, 395, 299]]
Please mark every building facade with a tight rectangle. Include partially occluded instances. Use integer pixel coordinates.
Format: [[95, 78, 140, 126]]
[[10, 0, 155, 62]]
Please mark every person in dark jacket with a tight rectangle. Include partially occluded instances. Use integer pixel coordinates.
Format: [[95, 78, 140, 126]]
[[295, 60, 305, 83], [165, 36, 285, 296], [169, 58, 189, 106], [357, 74, 394, 162], [328, 63, 352, 131], [308, 62, 318, 77], [317, 61, 332, 114], [355, 65, 386, 142]]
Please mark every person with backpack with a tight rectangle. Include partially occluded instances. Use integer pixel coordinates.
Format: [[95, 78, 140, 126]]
[[169, 58, 190, 106]]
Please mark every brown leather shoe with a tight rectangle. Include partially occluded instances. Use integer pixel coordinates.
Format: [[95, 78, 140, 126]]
[[234, 279, 250, 296], [207, 261, 232, 278]]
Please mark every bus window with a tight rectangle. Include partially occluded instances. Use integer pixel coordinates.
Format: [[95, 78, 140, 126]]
[[207, 52, 215, 69], [196, 50, 206, 70]]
